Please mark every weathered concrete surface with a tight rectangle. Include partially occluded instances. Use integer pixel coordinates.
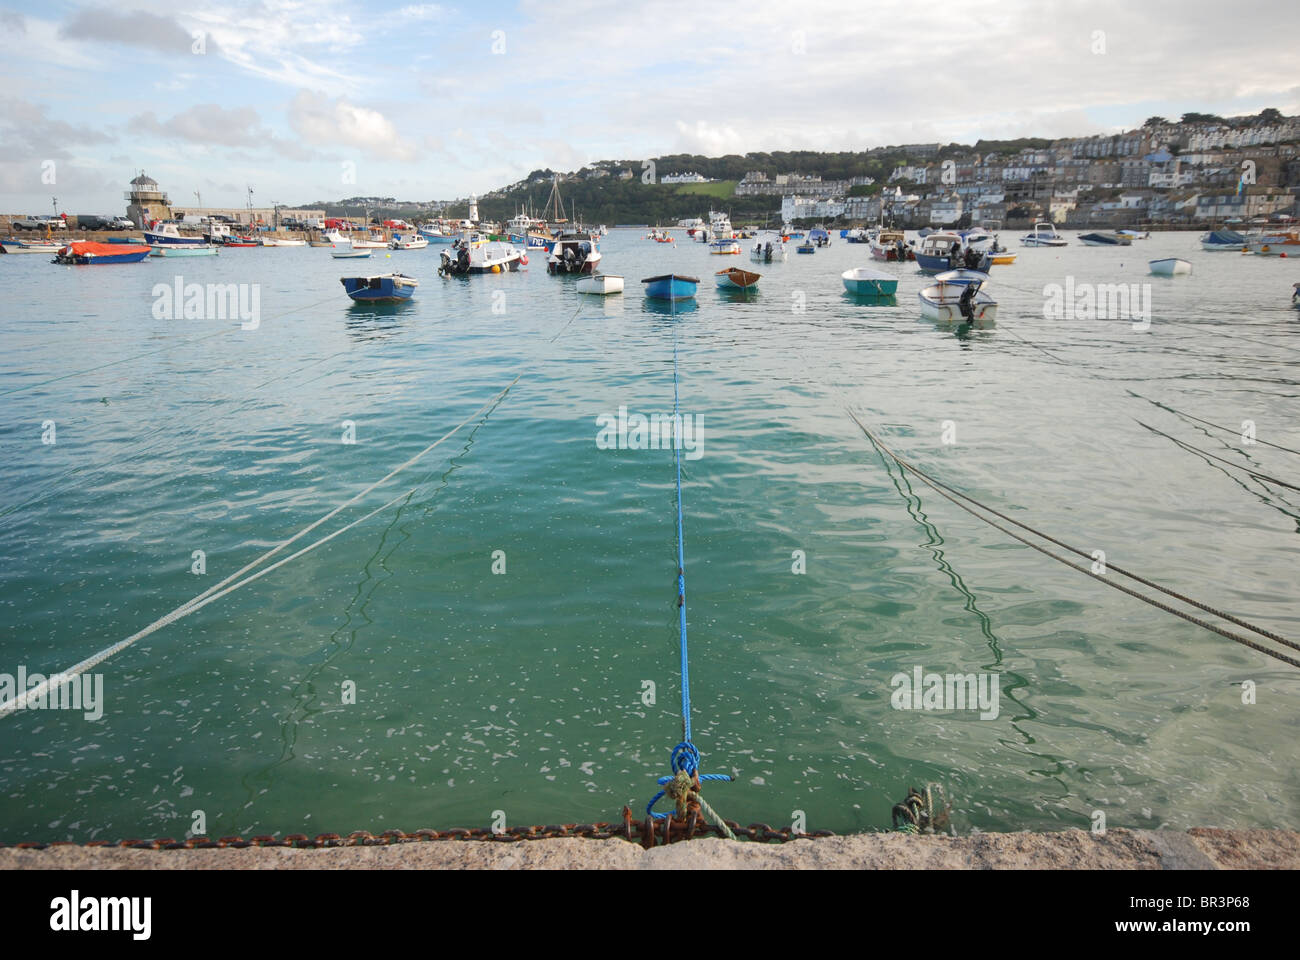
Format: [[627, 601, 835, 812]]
[[2, 828, 1296, 869]]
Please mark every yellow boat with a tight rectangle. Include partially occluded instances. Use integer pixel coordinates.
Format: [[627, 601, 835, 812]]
[[989, 251, 1017, 265]]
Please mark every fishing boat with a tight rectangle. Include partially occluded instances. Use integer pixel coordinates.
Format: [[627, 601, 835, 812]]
[[575, 274, 624, 295], [870, 228, 913, 262], [148, 243, 218, 257], [809, 228, 830, 247], [331, 248, 373, 259], [1149, 257, 1192, 276], [841, 266, 899, 296], [845, 228, 871, 244], [714, 267, 760, 289], [340, 273, 418, 302], [1200, 229, 1248, 252], [1020, 221, 1068, 247], [0, 238, 61, 254], [52, 241, 151, 264], [918, 280, 998, 327], [219, 235, 259, 247], [143, 222, 207, 245], [749, 231, 787, 262], [389, 233, 430, 250], [915, 232, 965, 272], [1248, 231, 1300, 256], [438, 233, 524, 275], [641, 274, 699, 301], [795, 238, 815, 254], [547, 234, 601, 274], [1078, 231, 1131, 246], [708, 236, 742, 254]]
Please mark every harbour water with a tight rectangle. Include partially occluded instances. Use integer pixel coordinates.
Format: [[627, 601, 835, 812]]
[[1, 231, 1297, 841]]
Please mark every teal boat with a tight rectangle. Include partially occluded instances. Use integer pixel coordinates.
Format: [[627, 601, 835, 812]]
[[841, 267, 898, 296]]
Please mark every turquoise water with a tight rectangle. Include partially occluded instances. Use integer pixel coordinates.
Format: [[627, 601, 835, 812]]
[[1, 232, 1297, 842]]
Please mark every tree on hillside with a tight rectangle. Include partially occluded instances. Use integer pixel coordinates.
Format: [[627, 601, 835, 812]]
[[1143, 116, 1167, 128], [1258, 107, 1283, 125]]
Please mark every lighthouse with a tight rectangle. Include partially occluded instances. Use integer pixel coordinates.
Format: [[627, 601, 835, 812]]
[[468, 195, 479, 224], [125, 172, 171, 228]]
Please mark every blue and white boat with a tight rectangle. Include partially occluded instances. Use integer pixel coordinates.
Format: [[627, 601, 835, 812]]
[[809, 228, 830, 247], [641, 274, 699, 301], [1200, 229, 1248, 252], [1078, 231, 1131, 246], [841, 266, 898, 296], [418, 221, 457, 243], [53, 241, 151, 264], [934, 268, 991, 286], [795, 239, 815, 254], [143, 222, 208, 245], [340, 273, 419, 302], [915, 232, 964, 272]]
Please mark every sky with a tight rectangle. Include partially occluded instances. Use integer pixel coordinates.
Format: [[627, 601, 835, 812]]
[[2, 0, 1298, 214]]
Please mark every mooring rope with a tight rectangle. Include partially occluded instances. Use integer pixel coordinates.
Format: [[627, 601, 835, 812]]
[[1137, 420, 1300, 493], [1130, 392, 1300, 458], [846, 410, 1300, 668], [644, 318, 734, 832], [0, 377, 520, 720]]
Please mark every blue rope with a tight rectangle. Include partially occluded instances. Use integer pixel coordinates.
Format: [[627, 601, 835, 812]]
[[645, 319, 732, 821]]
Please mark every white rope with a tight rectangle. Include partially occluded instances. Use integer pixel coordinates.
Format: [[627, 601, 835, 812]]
[[0, 376, 519, 720]]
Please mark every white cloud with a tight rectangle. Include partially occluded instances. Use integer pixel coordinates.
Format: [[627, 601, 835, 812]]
[[288, 90, 417, 161]]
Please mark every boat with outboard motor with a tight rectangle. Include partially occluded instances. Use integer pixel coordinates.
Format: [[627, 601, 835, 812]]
[[1020, 221, 1068, 247], [547, 234, 601, 274], [750, 231, 786, 262], [340, 273, 418, 302], [918, 278, 997, 327]]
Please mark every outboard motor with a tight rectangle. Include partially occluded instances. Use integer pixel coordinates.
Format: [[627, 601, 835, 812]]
[[958, 283, 978, 323]]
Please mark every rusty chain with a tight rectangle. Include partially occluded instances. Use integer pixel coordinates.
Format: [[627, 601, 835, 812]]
[[0, 807, 834, 851]]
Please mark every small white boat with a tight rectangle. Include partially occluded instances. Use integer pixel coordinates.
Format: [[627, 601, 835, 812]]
[[934, 268, 991, 286], [708, 237, 742, 255], [575, 273, 624, 295], [148, 243, 218, 257], [1148, 257, 1191, 276], [750, 231, 787, 262], [390, 234, 429, 250], [331, 248, 373, 259], [918, 280, 998, 327], [1020, 222, 1068, 247], [351, 234, 389, 249], [0, 239, 61, 254], [273, 237, 307, 247]]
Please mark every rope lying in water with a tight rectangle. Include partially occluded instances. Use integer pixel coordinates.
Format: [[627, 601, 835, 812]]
[[0, 377, 520, 720], [1130, 392, 1300, 458], [644, 321, 734, 831], [846, 409, 1300, 669], [1137, 420, 1300, 493]]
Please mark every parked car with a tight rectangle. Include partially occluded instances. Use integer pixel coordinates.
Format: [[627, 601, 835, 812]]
[[13, 215, 66, 231], [74, 215, 109, 230], [107, 217, 135, 230]]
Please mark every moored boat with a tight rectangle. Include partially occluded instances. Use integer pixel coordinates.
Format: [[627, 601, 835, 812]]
[[641, 274, 699, 301], [0, 239, 61, 254], [1200, 229, 1248, 252], [708, 236, 742, 254], [918, 280, 998, 327], [575, 274, 624, 295], [1020, 221, 1068, 247], [53, 241, 151, 264], [1248, 230, 1300, 256], [438, 233, 525, 275], [340, 273, 418, 302], [331, 248, 373, 259], [870, 228, 913, 262], [988, 250, 1017, 265], [1149, 257, 1192, 276], [750, 231, 787, 262], [389, 233, 429, 250], [795, 239, 815, 254], [148, 243, 218, 256], [714, 267, 760, 289], [547, 234, 601, 274], [934, 268, 991, 286], [143, 222, 208, 245], [841, 266, 899, 296], [1078, 231, 1132, 246], [915, 232, 965, 272]]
